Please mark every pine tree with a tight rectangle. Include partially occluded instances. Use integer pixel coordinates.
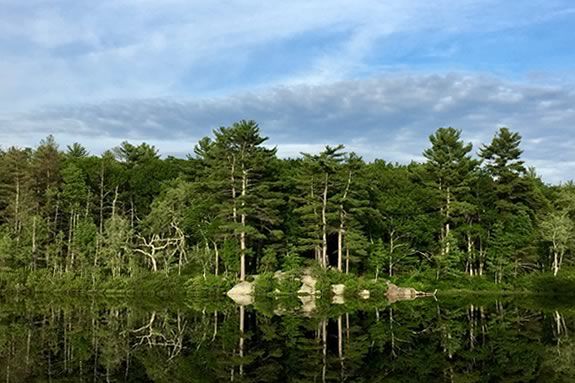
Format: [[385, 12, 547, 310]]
[[479, 127, 526, 212], [423, 128, 478, 278], [60, 162, 89, 272], [31, 136, 61, 233], [293, 145, 345, 269], [0, 147, 34, 239], [480, 128, 543, 276], [66, 143, 89, 158], [195, 120, 280, 280]]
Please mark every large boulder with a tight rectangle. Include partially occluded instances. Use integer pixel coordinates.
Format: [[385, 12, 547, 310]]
[[385, 281, 420, 303], [331, 284, 345, 296], [359, 289, 370, 299], [332, 295, 345, 304], [299, 295, 317, 316], [298, 274, 319, 296], [227, 281, 255, 305]]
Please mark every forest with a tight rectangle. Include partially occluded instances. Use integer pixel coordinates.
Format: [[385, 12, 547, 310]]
[[0, 121, 573, 293]]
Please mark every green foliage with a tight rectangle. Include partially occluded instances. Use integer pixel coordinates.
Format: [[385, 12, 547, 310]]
[[259, 247, 278, 273], [275, 271, 301, 295], [524, 269, 575, 295], [186, 274, 233, 296], [254, 272, 277, 297], [0, 123, 570, 296], [282, 249, 303, 271]]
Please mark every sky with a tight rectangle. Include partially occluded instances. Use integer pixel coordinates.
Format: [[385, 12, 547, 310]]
[[1, 0, 574, 183]]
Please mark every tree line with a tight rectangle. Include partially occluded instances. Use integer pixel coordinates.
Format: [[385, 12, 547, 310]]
[[0, 121, 573, 284]]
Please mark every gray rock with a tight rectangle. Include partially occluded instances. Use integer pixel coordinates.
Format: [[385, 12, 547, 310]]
[[227, 281, 255, 305], [331, 284, 345, 295], [298, 274, 319, 296], [359, 289, 370, 299]]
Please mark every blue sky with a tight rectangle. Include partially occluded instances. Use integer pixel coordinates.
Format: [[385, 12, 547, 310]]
[[1, 0, 574, 182]]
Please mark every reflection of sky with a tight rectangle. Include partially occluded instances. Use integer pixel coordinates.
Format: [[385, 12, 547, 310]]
[[1, 0, 574, 182]]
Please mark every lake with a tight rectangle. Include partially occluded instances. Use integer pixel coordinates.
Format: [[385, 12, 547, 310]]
[[0, 294, 572, 382]]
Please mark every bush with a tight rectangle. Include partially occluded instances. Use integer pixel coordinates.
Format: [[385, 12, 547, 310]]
[[186, 274, 233, 296], [276, 271, 301, 295], [343, 278, 359, 297], [527, 270, 575, 295], [254, 272, 276, 297]]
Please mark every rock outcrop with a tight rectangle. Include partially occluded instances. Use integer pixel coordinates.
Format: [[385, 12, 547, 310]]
[[299, 295, 317, 316], [331, 284, 345, 295], [298, 272, 319, 296], [225, 273, 432, 307], [227, 281, 255, 305], [385, 281, 431, 303], [359, 289, 370, 299]]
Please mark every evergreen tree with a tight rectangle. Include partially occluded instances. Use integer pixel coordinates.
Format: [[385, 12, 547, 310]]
[[480, 128, 545, 276], [195, 120, 280, 280], [60, 162, 90, 272], [422, 127, 478, 278], [31, 135, 61, 233], [293, 145, 345, 269], [66, 143, 89, 158], [367, 161, 437, 277], [479, 127, 526, 213]]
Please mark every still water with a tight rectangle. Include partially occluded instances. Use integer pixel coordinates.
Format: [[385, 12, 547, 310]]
[[0, 294, 573, 382]]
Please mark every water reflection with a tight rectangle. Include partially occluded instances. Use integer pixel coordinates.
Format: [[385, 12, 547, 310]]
[[0, 296, 573, 382]]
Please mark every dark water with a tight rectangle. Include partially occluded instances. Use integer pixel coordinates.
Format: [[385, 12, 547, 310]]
[[0, 295, 573, 382]]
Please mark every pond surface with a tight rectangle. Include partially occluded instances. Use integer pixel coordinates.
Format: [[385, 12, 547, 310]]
[[0, 294, 573, 382]]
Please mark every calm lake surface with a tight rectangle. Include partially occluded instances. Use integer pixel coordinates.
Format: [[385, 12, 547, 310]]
[[0, 295, 573, 382]]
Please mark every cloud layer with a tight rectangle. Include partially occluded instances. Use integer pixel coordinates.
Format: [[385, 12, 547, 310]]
[[1, 1, 574, 183], [1, 0, 574, 111], [2, 73, 574, 182]]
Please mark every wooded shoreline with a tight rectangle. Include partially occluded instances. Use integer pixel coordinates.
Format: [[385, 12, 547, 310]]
[[1, 121, 573, 293]]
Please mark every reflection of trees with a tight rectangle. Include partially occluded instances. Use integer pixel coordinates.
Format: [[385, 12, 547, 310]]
[[132, 311, 186, 359], [0, 298, 574, 382]]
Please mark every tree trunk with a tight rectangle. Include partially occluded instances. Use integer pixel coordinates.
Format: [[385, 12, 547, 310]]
[[321, 319, 327, 383], [478, 238, 485, 276], [239, 305, 245, 377], [321, 173, 329, 268], [338, 222, 343, 271], [338, 315, 344, 380], [467, 232, 473, 276], [553, 248, 559, 276], [310, 179, 320, 264], [389, 230, 394, 277], [213, 241, 219, 276], [150, 254, 158, 273], [240, 168, 247, 281], [99, 163, 105, 235], [444, 187, 451, 257], [130, 197, 135, 229], [111, 185, 119, 218], [66, 209, 74, 273], [337, 168, 352, 272], [14, 176, 20, 237], [31, 216, 37, 270], [231, 155, 237, 222]]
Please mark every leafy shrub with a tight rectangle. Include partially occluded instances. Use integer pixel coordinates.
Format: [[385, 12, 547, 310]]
[[254, 272, 276, 297], [527, 270, 575, 295], [276, 271, 301, 295], [186, 274, 233, 296]]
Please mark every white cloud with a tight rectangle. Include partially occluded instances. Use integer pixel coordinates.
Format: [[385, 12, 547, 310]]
[[1, 73, 574, 183], [0, 0, 572, 111], [1, 1, 574, 183]]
